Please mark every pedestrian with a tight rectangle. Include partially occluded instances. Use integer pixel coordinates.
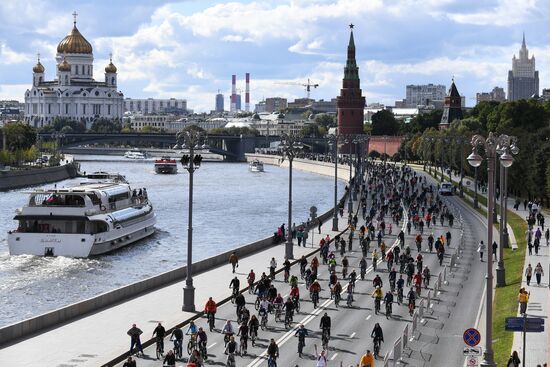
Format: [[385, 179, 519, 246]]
[[492, 241, 498, 261], [545, 228, 549, 246], [507, 350, 520, 367], [123, 356, 137, 367], [528, 241, 533, 256], [127, 323, 144, 357], [534, 238, 540, 255], [477, 241, 485, 262], [359, 349, 375, 367], [534, 262, 544, 286], [281, 223, 286, 239], [525, 264, 532, 286], [318, 219, 322, 234], [229, 251, 239, 273], [518, 288, 529, 315]]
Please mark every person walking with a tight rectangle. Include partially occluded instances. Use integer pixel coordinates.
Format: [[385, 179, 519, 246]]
[[528, 241, 533, 256], [123, 356, 137, 367], [534, 262, 544, 286], [545, 228, 549, 246], [525, 264, 533, 286], [492, 241, 498, 261], [506, 350, 521, 367], [518, 288, 529, 315], [229, 251, 239, 273], [127, 323, 144, 357], [318, 219, 322, 234], [477, 241, 485, 262]]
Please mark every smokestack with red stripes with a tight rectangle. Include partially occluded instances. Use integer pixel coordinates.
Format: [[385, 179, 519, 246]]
[[231, 74, 237, 112], [245, 73, 250, 112]]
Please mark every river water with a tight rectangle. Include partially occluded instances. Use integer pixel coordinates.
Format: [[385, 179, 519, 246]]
[[0, 156, 344, 327]]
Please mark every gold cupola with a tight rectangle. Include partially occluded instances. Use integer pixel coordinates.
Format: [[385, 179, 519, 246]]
[[33, 54, 45, 73], [105, 55, 117, 73], [58, 56, 71, 72], [57, 13, 93, 55]]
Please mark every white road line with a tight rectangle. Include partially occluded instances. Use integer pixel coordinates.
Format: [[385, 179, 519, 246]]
[[366, 315, 372, 321], [246, 298, 334, 367], [208, 342, 217, 348], [330, 353, 339, 360], [350, 332, 356, 338]]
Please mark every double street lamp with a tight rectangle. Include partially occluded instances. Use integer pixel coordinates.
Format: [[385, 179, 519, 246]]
[[467, 132, 518, 367], [175, 129, 204, 312], [280, 133, 303, 260]]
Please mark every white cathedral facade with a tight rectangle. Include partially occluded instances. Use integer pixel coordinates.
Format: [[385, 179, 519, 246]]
[[24, 14, 124, 128]]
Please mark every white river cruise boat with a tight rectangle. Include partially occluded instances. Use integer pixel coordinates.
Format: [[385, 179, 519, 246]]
[[7, 182, 156, 257], [249, 159, 264, 172]]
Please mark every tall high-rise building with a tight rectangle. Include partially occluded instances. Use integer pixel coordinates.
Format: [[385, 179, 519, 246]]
[[235, 94, 242, 111], [405, 84, 446, 107], [337, 25, 365, 152], [215, 92, 224, 112], [265, 97, 287, 113], [508, 34, 539, 101], [476, 87, 506, 104], [439, 79, 463, 129]]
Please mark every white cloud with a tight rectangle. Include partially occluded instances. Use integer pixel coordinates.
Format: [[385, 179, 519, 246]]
[[446, 0, 538, 26], [0, 43, 32, 65], [0, 84, 28, 101]]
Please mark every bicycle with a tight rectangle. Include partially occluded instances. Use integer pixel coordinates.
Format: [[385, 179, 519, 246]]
[[250, 328, 258, 347], [248, 279, 254, 294], [385, 301, 392, 319], [254, 296, 261, 311], [187, 334, 197, 355], [171, 338, 183, 359], [292, 297, 300, 313], [239, 337, 248, 356], [374, 297, 381, 314], [284, 312, 293, 329], [274, 305, 283, 322], [321, 327, 330, 350], [198, 340, 208, 360], [230, 287, 239, 303], [261, 312, 268, 330], [311, 291, 319, 308], [226, 352, 236, 367], [346, 292, 353, 307], [373, 337, 381, 358], [206, 312, 215, 332], [155, 338, 163, 359], [334, 292, 341, 308], [397, 288, 403, 304]]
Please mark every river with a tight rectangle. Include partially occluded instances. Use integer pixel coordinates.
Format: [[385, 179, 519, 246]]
[[0, 156, 344, 327]]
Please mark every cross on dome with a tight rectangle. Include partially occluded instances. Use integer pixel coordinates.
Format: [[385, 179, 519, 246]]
[[72, 11, 78, 25], [37, 53, 40, 62], [109, 52, 113, 62]]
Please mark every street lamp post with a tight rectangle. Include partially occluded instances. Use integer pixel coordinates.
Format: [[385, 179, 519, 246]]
[[459, 138, 464, 197], [474, 166, 479, 208], [280, 133, 303, 260], [467, 132, 517, 367], [176, 129, 204, 312]]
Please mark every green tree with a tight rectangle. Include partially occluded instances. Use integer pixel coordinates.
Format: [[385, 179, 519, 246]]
[[406, 110, 443, 134], [371, 110, 400, 136], [90, 119, 122, 133], [1, 123, 36, 151]]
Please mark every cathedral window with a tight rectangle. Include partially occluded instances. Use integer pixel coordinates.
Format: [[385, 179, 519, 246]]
[[76, 65, 79, 75], [65, 75, 68, 85], [65, 104, 69, 114], [83, 104, 86, 114], [108, 105, 111, 115], [111, 77, 115, 85]]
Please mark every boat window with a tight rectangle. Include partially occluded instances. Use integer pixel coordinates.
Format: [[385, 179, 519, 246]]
[[108, 192, 129, 203], [31, 194, 85, 207], [90, 221, 108, 233], [86, 193, 102, 205]]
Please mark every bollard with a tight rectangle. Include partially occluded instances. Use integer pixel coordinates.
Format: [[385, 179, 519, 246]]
[[384, 351, 390, 367], [450, 254, 456, 270], [393, 337, 402, 365], [418, 299, 424, 320], [437, 272, 442, 289], [427, 289, 432, 308], [411, 311, 418, 340]]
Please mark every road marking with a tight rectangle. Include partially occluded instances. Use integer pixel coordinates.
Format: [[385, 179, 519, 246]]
[[366, 315, 371, 321], [208, 342, 217, 348], [246, 297, 334, 367], [331, 353, 339, 360], [350, 332, 356, 338]]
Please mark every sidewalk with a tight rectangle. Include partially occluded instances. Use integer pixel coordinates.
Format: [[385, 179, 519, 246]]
[[0, 186, 354, 367], [418, 163, 548, 365]]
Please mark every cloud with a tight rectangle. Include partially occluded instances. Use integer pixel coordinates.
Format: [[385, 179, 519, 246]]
[[0, 84, 29, 100], [0, 43, 32, 65], [445, 0, 538, 26]]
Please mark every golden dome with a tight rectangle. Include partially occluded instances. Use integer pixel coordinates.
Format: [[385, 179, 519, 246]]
[[58, 57, 71, 72], [33, 61, 45, 73], [57, 24, 93, 54], [105, 57, 117, 73]]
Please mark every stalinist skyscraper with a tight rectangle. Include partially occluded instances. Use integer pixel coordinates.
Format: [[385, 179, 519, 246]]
[[507, 33, 539, 101]]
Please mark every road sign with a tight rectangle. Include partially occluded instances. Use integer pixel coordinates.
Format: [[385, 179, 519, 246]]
[[463, 328, 481, 347], [463, 346, 482, 356], [467, 356, 479, 366], [505, 317, 545, 333]]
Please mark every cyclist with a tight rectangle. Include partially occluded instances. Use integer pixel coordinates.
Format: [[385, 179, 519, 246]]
[[311, 256, 319, 276], [163, 350, 176, 367], [222, 320, 235, 347], [283, 297, 294, 323], [288, 273, 298, 287], [267, 284, 278, 302], [273, 293, 284, 319], [371, 323, 384, 355], [248, 315, 259, 345], [359, 257, 367, 279], [152, 322, 165, 355], [314, 344, 329, 367], [290, 285, 300, 308], [349, 269, 357, 288], [416, 253, 423, 273], [309, 279, 321, 306], [259, 297, 271, 316], [422, 266, 431, 288], [372, 286, 383, 314], [319, 312, 331, 338], [359, 350, 375, 367], [389, 267, 397, 292], [328, 256, 337, 273], [346, 280, 354, 305], [267, 338, 279, 367], [224, 335, 238, 365], [247, 269, 256, 291], [283, 258, 291, 282], [197, 327, 208, 358], [204, 297, 217, 319], [413, 271, 423, 295], [299, 255, 308, 277], [186, 320, 198, 342], [237, 321, 249, 355], [383, 290, 394, 318], [372, 274, 383, 289], [295, 324, 308, 357], [240, 305, 250, 326], [332, 281, 342, 305], [229, 276, 240, 299], [169, 326, 183, 357], [397, 275, 405, 303], [427, 233, 434, 252], [371, 249, 378, 271], [235, 292, 246, 321], [329, 271, 338, 295]]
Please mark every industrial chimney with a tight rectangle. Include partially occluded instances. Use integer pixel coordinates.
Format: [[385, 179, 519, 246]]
[[231, 74, 237, 112], [245, 73, 250, 112]]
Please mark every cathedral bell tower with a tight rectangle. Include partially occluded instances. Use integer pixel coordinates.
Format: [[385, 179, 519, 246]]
[[337, 24, 366, 152]]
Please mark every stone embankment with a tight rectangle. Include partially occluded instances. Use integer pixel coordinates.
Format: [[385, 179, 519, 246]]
[[0, 163, 79, 191]]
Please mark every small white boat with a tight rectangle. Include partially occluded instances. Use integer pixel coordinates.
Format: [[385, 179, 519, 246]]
[[7, 182, 156, 257], [249, 159, 264, 172], [85, 171, 128, 183], [124, 150, 146, 159]]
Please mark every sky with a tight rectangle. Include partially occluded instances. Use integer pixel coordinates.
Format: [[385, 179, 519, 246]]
[[0, 0, 549, 112]]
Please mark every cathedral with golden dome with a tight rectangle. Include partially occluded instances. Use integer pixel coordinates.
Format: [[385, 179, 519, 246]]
[[24, 13, 124, 128]]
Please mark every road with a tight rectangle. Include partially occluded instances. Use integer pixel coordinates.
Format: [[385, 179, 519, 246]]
[[119, 165, 481, 367]]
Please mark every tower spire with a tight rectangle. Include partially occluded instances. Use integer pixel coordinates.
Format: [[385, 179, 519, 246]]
[[522, 32, 526, 48], [344, 24, 358, 80]]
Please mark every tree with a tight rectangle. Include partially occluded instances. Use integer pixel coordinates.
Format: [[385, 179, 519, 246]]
[[314, 113, 336, 128], [406, 110, 442, 134], [371, 110, 400, 136], [90, 119, 122, 133], [1, 123, 36, 151]]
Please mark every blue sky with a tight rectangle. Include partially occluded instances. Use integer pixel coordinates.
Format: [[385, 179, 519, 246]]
[[1, 0, 549, 112]]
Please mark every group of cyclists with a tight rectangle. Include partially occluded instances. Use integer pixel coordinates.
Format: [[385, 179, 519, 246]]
[[139, 162, 456, 367]]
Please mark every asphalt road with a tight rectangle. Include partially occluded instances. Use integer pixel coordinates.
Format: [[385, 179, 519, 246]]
[[119, 166, 478, 367]]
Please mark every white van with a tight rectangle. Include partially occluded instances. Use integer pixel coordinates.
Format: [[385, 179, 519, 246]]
[[439, 182, 453, 196]]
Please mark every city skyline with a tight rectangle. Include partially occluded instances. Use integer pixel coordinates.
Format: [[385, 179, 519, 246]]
[[1, 0, 549, 112]]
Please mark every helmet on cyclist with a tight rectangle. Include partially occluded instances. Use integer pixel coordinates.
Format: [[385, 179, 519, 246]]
[[376, 285, 380, 289]]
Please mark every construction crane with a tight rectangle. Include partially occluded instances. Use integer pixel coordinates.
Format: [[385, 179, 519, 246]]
[[275, 78, 319, 99]]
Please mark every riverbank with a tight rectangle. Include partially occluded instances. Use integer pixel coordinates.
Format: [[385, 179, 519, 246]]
[[0, 162, 80, 191]]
